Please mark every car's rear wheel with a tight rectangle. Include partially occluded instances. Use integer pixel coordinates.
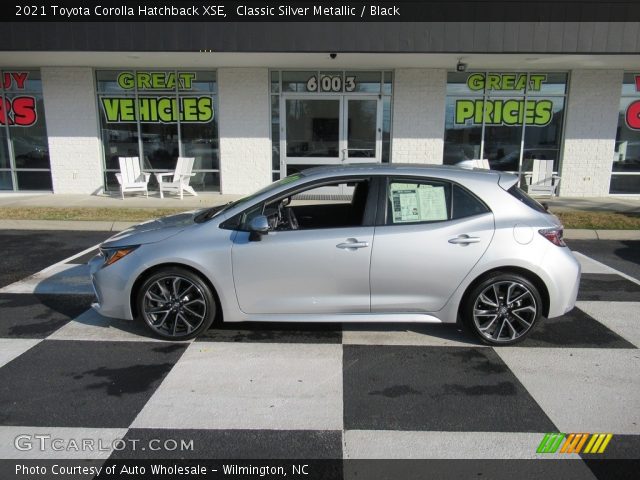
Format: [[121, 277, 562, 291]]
[[136, 267, 215, 340], [463, 272, 542, 345]]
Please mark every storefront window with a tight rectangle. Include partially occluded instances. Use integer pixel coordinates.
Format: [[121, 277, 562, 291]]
[[0, 69, 51, 191], [611, 74, 640, 194], [443, 72, 567, 177], [96, 70, 219, 192], [271, 70, 393, 180]]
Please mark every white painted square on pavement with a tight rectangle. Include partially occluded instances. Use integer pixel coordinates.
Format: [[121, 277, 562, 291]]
[[132, 342, 343, 430], [0, 264, 93, 295], [47, 309, 167, 343], [495, 348, 640, 434], [576, 301, 640, 348], [0, 339, 41, 368]]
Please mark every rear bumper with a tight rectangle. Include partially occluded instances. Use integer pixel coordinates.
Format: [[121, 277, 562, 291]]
[[541, 246, 581, 318]]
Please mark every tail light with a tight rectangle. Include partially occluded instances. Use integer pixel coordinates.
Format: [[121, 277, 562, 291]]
[[538, 227, 566, 247]]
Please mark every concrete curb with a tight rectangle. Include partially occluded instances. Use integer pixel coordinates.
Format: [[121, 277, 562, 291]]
[[0, 219, 137, 232], [1, 219, 639, 240]]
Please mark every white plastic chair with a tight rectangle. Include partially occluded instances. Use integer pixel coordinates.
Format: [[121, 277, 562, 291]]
[[471, 159, 491, 169], [524, 159, 561, 196], [115, 157, 150, 199], [155, 157, 198, 199]]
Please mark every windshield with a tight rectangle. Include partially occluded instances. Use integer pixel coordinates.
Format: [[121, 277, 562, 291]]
[[195, 173, 304, 222]]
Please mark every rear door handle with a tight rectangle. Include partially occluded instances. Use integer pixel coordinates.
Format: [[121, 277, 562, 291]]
[[337, 238, 370, 250], [448, 234, 481, 245]]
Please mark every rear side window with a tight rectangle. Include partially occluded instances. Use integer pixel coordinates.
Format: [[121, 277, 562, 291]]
[[386, 179, 451, 224], [451, 184, 490, 219], [508, 185, 548, 213]]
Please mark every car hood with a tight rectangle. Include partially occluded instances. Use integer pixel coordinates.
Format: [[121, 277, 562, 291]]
[[101, 210, 202, 247]]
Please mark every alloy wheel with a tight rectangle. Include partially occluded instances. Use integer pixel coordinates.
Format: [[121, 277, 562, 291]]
[[472, 280, 537, 343], [141, 275, 207, 338]]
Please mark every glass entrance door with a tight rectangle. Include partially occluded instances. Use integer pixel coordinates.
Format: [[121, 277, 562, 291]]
[[281, 95, 381, 178], [343, 96, 381, 163]]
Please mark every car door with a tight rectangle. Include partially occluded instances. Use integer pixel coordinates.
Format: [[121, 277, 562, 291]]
[[370, 176, 495, 312], [230, 177, 377, 315]]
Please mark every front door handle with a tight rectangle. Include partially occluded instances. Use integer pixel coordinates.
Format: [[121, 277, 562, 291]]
[[337, 238, 370, 250], [448, 234, 481, 245]]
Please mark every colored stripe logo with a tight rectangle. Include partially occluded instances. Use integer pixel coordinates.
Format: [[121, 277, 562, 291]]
[[537, 433, 613, 454]]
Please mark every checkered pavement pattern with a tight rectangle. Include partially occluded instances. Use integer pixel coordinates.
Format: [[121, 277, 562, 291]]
[[0, 246, 638, 472]]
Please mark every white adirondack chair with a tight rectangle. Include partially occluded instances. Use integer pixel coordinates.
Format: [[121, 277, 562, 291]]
[[155, 157, 198, 199], [471, 159, 491, 169], [524, 159, 561, 196], [115, 157, 150, 199]]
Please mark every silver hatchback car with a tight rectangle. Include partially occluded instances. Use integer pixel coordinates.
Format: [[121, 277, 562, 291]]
[[90, 164, 580, 345]]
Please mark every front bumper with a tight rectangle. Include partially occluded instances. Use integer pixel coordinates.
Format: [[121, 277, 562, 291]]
[[88, 253, 135, 320]]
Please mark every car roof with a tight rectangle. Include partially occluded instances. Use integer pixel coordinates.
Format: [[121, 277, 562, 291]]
[[300, 162, 503, 182]]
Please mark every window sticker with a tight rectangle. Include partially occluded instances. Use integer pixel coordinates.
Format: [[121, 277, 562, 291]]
[[390, 183, 447, 223]]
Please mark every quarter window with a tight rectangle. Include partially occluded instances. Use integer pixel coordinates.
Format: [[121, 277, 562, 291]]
[[451, 184, 490, 219]]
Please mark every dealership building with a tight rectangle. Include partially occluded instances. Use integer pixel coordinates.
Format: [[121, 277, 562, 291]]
[[1, 19, 640, 197]]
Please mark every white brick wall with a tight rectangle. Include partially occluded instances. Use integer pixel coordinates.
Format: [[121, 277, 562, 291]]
[[560, 70, 622, 197], [218, 68, 271, 194], [41, 67, 103, 194], [391, 69, 446, 164]]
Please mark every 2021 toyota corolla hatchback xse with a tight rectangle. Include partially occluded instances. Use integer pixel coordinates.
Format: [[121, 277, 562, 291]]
[[89, 164, 580, 345]]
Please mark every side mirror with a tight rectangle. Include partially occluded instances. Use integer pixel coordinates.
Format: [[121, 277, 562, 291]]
[[248, 215, 270, 241]]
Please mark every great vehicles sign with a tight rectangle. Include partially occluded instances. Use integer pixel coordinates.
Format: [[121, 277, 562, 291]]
[[454, 73, 554, 127], [99, 71, 214, 124]]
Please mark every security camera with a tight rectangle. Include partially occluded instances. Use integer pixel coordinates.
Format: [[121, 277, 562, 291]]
[[456, 61, 467, 72], [329, 53, 337, 59]]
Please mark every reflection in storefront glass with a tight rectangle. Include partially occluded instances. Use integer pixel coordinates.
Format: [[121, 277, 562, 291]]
[[0, 69, 52, 191], [286, 99, 340, 158], [481, 96, 524, 171], [611, 74, 640, 193], [443, 72, 567, 174], [140, 123, 179, 170], [444, 96, 482, 165], [97, 70, 220, 191], [347, 99, 377, 158]]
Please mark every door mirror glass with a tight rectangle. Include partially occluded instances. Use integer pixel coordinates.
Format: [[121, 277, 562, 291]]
[[249, 215, 270, 233]]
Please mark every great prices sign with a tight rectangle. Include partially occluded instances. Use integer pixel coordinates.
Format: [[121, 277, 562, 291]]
[[100, 71, 214, 124], [0, 71, 38, 127], [454, 73, 554, 127], [625, 75, 640, 130]]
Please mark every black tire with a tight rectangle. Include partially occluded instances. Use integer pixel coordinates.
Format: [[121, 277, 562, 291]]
[[136, 267, 216, 340], [462, 272, 542, 346]]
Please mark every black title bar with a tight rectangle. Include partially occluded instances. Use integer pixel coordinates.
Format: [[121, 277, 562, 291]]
[[3, 1, 640, 22]]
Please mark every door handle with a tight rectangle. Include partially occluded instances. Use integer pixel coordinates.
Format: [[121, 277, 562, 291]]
[[448, 234, 481, 245], [337, 238, 370, 250]]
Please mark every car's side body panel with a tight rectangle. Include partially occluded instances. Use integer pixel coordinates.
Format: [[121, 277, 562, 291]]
[[370, 213, 495, 312], [231, 226, 374, 314]]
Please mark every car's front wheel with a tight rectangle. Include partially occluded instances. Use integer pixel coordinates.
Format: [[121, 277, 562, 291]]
[[463, 272, 542, 345], [136, 267, 216, 340]]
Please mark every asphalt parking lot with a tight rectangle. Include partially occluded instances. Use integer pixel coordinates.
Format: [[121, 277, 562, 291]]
[[0, 230, 638, 479]]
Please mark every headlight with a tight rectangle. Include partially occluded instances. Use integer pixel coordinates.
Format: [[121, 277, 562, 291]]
[[99, 245, 139, 267]]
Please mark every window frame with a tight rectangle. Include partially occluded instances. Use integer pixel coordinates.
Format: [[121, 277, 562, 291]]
[[377, 175, 492, 226]]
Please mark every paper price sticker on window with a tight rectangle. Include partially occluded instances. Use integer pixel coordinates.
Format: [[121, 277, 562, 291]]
[[390, 184, 447, 223]]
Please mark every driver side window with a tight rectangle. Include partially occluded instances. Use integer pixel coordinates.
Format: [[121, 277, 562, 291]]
[[235, 178, 372, 231]]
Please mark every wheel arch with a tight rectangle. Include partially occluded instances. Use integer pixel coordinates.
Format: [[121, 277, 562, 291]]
[[458, 266, 550, 319], [130, 262, 223, 324]]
